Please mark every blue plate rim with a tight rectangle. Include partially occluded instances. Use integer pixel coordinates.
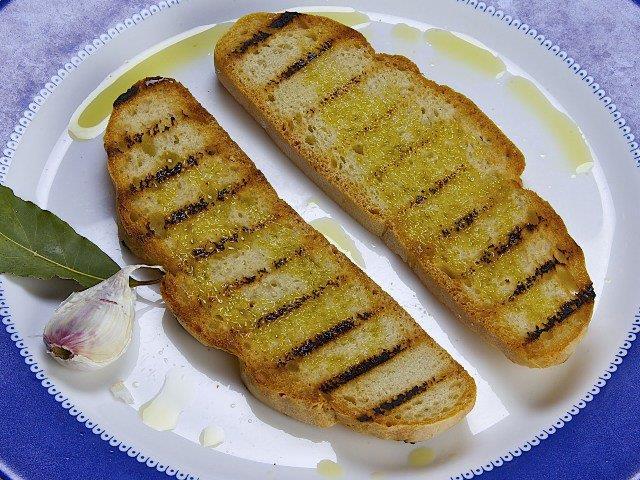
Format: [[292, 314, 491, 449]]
[[0, 0, 638, 478]]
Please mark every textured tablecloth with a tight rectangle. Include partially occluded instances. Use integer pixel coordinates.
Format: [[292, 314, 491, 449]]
[[1, 0, 638, 137]]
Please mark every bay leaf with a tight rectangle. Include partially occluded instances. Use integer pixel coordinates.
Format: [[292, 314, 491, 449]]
[[0, 185, 120, 288]]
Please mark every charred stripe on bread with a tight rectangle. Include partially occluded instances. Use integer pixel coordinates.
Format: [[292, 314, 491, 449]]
[[234, 12, 302, 54], [254, 276, 344, 328], [163, 176, 253, 228], [319, 342, 408, 393], [525, 283, 595, 343], [277, 309, 378, 366], [357, 366, 460, 421], [270, 40, 334, 85]]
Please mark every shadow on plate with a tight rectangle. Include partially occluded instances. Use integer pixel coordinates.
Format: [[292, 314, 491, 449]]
[[10, 275, 78, 301], [161, 309, 242, 389]]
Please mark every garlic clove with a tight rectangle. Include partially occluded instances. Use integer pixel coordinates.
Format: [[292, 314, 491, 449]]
[[43, 264, 163, 370]]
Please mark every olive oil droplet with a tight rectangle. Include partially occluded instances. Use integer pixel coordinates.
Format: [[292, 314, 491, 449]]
[[310, 217, 365, 269], [199, 424, 225, 448], [424, 28, 506, 77], [140, 367, 195, 431], [392, 23, 422, 43], [308, 10, 370, 27], [316, 459, 344, 478], [408, 446, 436, 468]]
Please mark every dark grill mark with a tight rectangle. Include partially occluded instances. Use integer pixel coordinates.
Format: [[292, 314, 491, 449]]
[[509, 257, 561, 301], [227, 271, 263, 290], [152, 161, 184, 186], [525, 284, 595, 343], [254, 278, 342, 328], [273, 257, 288, 268], [124, 132, 143, 148], [477, 219, 542, 267], [129, 154, 201, 193], [427, 168, 462, 195], [121, 114, 178, 150], [373, 382, 429, 415], [316, 72, 366, 108], [358, 104, 401, 137], [243, 218, 273, 234], [372, 137, 433, 181], [442, 208, 480, 237], [273, 40, 333, 84], [113, 85, 139, 106], [280, 319, 356, 366], [164, 178, 250, 228], [216, 187, 230, 201], [373, 372, 452, 415], [277, 311, 375, 367], [193, 233, 239, 258], [319, 343, 406, 393], [413, 165, 465, 206], [234, 12, 301, 55], [268, 246, 305, 270], [269, 11, 301, 29], [495, 226, 524, 256], [236, 30, 271, 54], [357, 370, 456, 422], [356, 413, 373, 422], [455, 209, 479, 231], [142, 115, 177, 140], [165, 197, 208, 227], [217, 247, 306, 296], [274, 246, 305, 269], [191, 216, 277, 259]]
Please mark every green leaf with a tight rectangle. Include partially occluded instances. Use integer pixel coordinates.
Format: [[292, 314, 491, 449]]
[[0, 185, 120, 288]]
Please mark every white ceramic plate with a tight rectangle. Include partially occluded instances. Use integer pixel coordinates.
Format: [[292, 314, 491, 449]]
[[3, 1, 639, 479]]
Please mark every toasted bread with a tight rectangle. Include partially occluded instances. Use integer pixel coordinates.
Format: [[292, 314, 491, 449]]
[[105, 77, 475, 441], [214, 12, 595, 367]]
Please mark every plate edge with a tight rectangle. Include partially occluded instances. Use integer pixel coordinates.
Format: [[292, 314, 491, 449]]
[[0, 1, 638, 479]]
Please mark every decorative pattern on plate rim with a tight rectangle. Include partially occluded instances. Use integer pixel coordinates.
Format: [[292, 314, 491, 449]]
[[0, 3, 197, 478], [446, 2, 640, 478], [0, 0, 637, 479], [456, 0, 638, 166]]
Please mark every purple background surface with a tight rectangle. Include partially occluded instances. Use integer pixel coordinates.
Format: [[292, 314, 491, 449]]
[[0, 1, 639, 479], [1, 0, 638, 136]]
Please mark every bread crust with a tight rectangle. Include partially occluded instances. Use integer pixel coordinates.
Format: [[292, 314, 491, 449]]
[[241, 361, 476, 442], [214, 12, 594, 368], [106, 76, 476, 441]]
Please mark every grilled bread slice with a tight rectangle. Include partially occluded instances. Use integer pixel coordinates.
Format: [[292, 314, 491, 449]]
[[105, 77, 475, 441], [214, 12, 595, 368]]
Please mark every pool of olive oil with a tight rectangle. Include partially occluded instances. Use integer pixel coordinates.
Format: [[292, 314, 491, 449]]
[[68, 22, 232, 140], [424, 28, 506, 78], [506, 75, 593, 172]]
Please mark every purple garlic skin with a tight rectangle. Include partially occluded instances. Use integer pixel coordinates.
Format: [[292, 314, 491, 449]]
[[43, 265, 159, 370]]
